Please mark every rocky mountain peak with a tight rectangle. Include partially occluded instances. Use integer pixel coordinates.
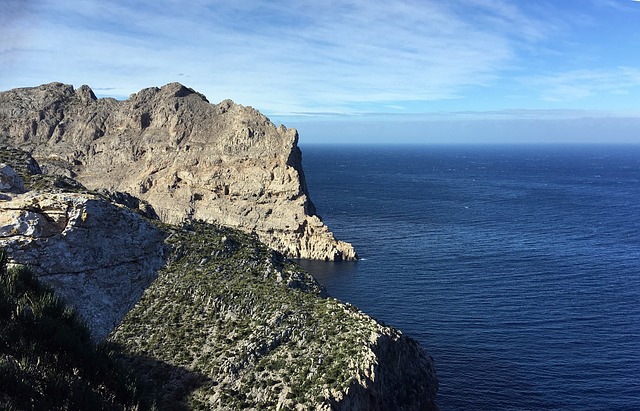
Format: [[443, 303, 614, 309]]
[[0, 82, 356, 260]]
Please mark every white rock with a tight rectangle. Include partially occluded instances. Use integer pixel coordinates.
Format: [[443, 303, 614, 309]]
[[0, 163, 25, 193], [0, 82, 357, 260], [0, 192, 165, 340]]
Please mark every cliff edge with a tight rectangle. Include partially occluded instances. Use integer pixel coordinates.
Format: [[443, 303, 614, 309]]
[[0, 147, 165, 341], [0, 148, 438, 410], [0, 82, 356, 261]]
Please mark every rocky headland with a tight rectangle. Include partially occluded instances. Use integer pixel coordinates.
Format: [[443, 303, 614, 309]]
[[0, 82, 355, 261], [0, 83, 439, 410]]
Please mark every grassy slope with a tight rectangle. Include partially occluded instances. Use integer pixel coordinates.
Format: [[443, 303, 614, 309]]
[[111, 221, 384, 410]]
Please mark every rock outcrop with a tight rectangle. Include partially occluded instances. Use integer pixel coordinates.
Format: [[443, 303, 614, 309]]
[[0, 82, 356, 260], [112, 221, 438, 410], [0, 161, 165, 341]]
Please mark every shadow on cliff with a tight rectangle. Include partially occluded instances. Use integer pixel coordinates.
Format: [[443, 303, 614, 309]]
[[113, 346, 211, 410]]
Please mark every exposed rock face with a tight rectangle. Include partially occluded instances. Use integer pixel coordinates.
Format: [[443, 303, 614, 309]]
[[0, 163, 165, 341], [0, 164, 25, 194], [0, 82, 356, 260]]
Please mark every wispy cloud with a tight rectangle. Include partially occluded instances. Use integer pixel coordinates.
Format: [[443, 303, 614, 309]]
[[525, 67, 640, 102], [0, 0, 37, 54], [591, 0, 640, 11], [277, 107, 640, 123], [0, 0, 553, 113], [1, 0, 637, 118]]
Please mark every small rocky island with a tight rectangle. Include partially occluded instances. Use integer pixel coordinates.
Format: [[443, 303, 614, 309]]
[[0, 83, 438, 410]]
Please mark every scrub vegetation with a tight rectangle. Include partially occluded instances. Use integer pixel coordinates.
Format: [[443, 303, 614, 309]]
[[111, 221, 380, 409], [0, 251, 150, 410]]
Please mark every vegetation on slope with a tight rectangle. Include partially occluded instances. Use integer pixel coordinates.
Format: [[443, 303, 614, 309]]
[[111, 221, 385, 410], [0, 251, 150, 410], [0, 146, 86, 194]]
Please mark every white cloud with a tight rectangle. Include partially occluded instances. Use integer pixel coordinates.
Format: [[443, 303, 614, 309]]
[[290, 110, 640, 144], [0, 0, 552, 113], [3, 0, 636, 120], [525, 67, 640, 102]]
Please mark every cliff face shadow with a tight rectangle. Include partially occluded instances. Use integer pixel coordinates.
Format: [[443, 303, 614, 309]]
[[113, 345, 211, 411]]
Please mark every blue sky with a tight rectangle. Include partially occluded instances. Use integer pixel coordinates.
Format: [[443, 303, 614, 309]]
[[2, 0, 640, 144]]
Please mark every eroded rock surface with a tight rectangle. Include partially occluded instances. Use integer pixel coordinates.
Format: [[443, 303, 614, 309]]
[[0, 82, 356, 260], [0, 163, 165, 340]]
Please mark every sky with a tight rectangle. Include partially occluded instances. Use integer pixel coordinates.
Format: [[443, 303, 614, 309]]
[[2, 0, 640, 144]]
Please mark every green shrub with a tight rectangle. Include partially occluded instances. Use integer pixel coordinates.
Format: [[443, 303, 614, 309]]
[[0, 250, 151, 410]]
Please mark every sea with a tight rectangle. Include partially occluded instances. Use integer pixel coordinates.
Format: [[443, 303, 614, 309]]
[[295, 144, 640, 411]]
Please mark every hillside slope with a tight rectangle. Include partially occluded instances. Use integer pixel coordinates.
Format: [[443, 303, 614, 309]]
[[112, 221, 438, 410]]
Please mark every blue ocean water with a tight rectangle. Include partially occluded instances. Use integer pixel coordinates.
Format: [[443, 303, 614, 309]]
[[296, 144, 640, 410]]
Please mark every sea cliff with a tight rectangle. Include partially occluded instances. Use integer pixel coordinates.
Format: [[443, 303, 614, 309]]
[[0, 82, 355, 261], [0, 148, 438, 409], [0, 83, 439, 410]]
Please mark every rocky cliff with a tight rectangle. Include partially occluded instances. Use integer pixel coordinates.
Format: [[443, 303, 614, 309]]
[[0, 148, 438, 409], [0, 148, 166, 341], [0, 82, 355, 261], [113, 221, 438, 410]]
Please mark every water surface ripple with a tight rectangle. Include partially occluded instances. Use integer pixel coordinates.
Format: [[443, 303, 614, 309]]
[[297, 145, 640, 410]]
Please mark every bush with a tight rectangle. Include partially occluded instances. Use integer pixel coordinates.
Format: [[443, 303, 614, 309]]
[[0, 250, 150, 410]]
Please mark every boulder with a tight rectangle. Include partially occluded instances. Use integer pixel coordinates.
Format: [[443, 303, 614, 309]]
[[0, 163, 25, 193], [0, 191, 166, 340]]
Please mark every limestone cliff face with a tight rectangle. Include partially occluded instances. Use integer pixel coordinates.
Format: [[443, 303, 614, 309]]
[[0, 164, 165, 341], [0, 82, 356, 261]]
